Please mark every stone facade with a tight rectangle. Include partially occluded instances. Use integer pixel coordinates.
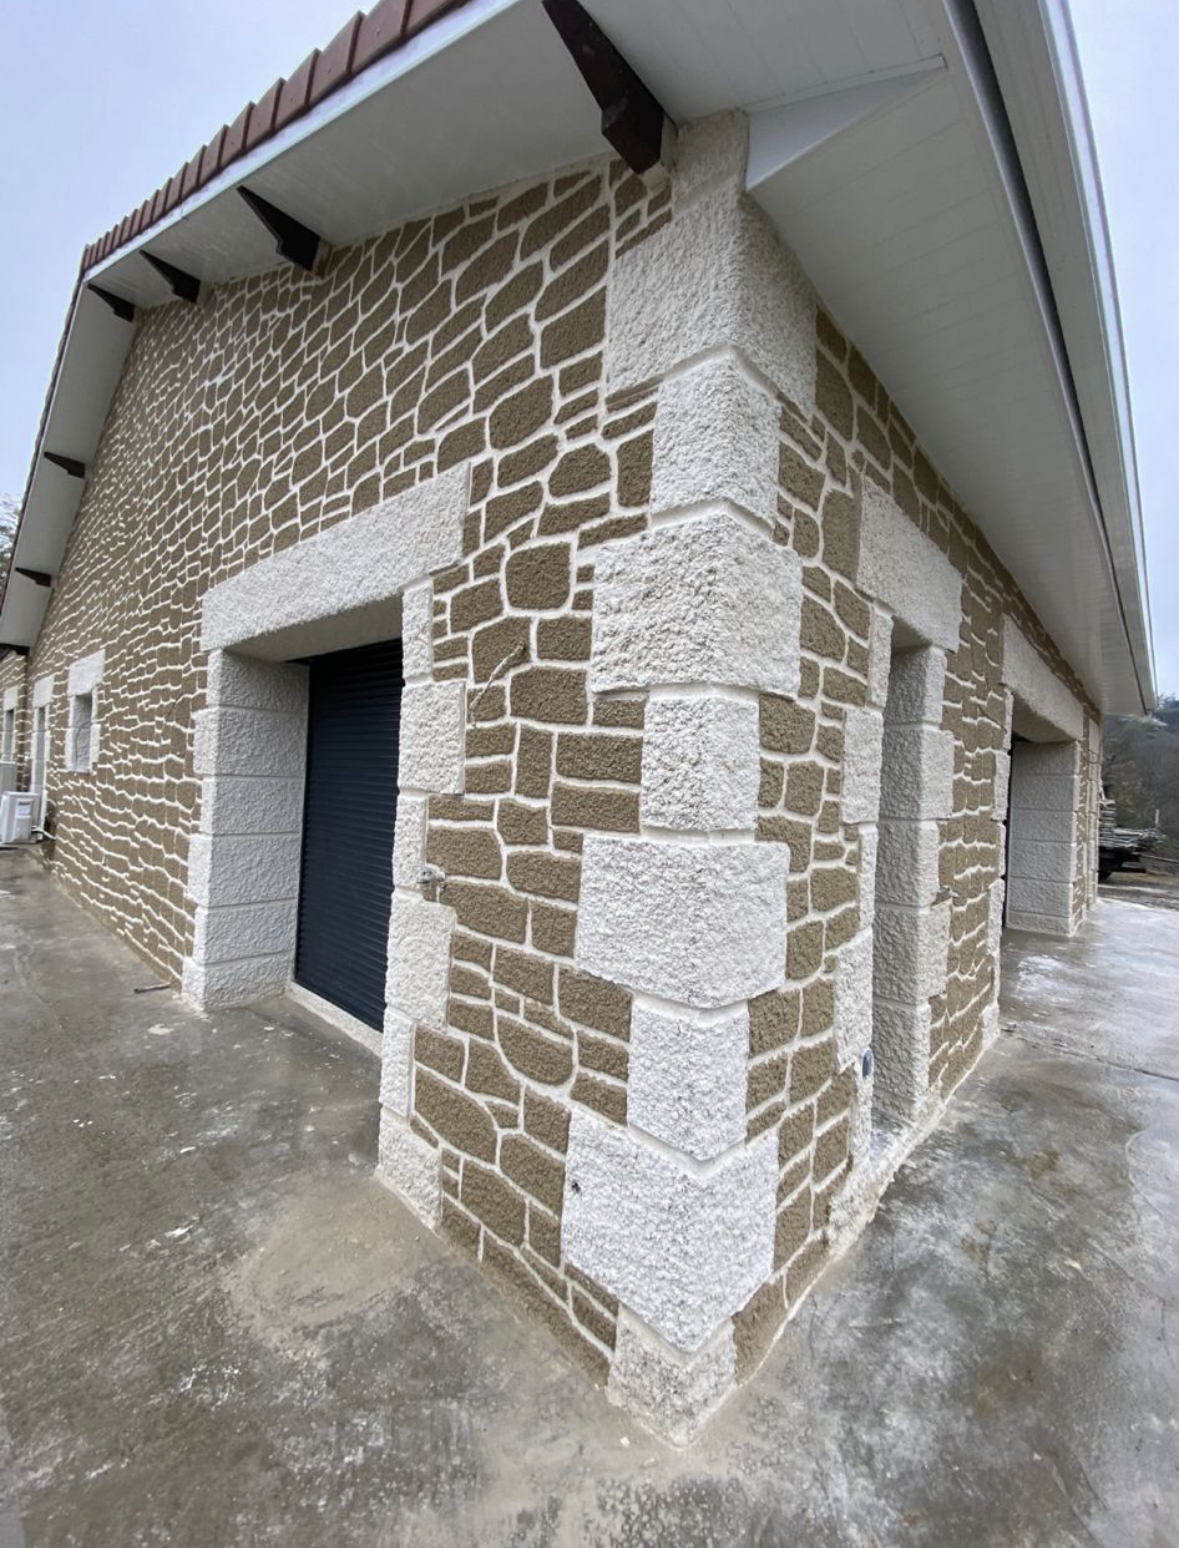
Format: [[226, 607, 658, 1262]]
[[1, 112, 1101, 1441]]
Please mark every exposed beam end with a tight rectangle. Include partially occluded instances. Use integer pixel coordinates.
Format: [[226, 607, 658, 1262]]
[[142, 252, 201, 304], [239, 187, 323, 272]]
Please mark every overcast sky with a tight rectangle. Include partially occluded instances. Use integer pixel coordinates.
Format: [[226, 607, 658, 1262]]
[[0, 1, 1174, 696]]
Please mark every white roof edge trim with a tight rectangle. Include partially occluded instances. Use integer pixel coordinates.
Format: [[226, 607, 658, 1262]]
[[86, 0, 527, 289], [1034, 0, 1155, 702]]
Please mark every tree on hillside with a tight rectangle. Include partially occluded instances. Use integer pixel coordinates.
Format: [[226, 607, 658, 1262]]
[[0, 494, 17, 587], [1103, 693, 1179, 845]]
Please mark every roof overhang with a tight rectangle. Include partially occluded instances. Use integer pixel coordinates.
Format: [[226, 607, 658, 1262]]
[[2, 0, 1154, 714]]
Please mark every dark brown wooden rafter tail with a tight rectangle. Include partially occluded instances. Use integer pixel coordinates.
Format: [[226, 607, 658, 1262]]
[[42, 452, 86, 479], [542, 0, 670, 175], [238, 188, 323, 272], [142, 252, 201, 304], [14, 569, 53, 588]]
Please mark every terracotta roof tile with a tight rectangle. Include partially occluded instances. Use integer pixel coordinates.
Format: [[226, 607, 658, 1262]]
[[311, 15, 362, 106], [82, 0, 475, 274]]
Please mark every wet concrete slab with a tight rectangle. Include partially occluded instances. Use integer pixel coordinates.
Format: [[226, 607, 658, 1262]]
[[1, 851, 1176, 1547]]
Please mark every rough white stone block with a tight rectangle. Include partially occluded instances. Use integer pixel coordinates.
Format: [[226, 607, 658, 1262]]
[[873, 899, 951, 1005], [833, 928, 875, 1065], [608, 1311, 737, 1446], [377, 1109, 441, 1228], [885, 646, 946, 727], [841, 707, 883, 826], [33, 674, 54, 709], [193, 707, 307, 779], [1006, 805, 1074, 843], [650, 357, 778, 526], [1000, 618, 1083, 741], [380, 1008, 415, 1116], [1005, 877, 1073, 920], [987, 878, 1005, 956], [392, 794, 428, 891], [386, 892, 455, 1031], [67, 649, 105, 698], [1006, 909, 1074, 939], [876, 819, 941, 908], [401, 582, 433, 681], [201, 465, 469, 657], [563, 1109, 777, 1353], [858, 485, 962, 652], [867, 607, 893, 709], [181, 952, 291, 1010], [879, 725, 954, 822], [671, 110, 748, 210], [848, 1057, 874, 1165], [1007, 774, 1079, 813], [640, 695, 760, 832], [577, 835, 789, 1007], [591, 511, 802, 697], [628, 1002, 749, 1161], [398, 681, 466, 794], [1008, 837, 1075, 883], [193, 900, 298, 964], [186, 833, 302, 907], [872, 1000, 932, 1123], [207, 652, 307, 713], [2, 685, 19, 714], [606, 184, 816, 410], [994, 747, 1012, 818], [858, 823, 878, 930], [198, 775, 304, 837]]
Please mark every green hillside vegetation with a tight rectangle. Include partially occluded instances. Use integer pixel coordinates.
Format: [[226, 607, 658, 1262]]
[[1103, 693, 1179, 850]]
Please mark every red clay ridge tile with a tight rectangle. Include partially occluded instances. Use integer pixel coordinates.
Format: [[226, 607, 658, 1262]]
[[179, 151, 203, 202], [311, 14, 362, 106], [198, 130, 226, 188], [275, 50, 319, 131], [354, 0, 410, 72], [245, 81, 283, 152], [223, 103, 253, 164], [405, 0, 465, 40]]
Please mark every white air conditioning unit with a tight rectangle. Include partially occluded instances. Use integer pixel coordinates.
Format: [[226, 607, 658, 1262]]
[[0, 792, 36, 845], [0, 762, 17, 795]]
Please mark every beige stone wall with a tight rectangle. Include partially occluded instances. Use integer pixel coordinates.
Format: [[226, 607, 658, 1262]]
[[9, 111, 1102, 1415], [0, 652, 27, 767]]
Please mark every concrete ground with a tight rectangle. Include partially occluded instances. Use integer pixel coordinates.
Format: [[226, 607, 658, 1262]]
[[1, 850, 1176, 1548]]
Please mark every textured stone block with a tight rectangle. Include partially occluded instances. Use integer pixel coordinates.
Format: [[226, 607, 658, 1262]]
[[198, 775, 304, 837], [650, 357, 778, 526], [833, 927, 874, 1064], [202, 465, 469, 656], [867, 607, 892, 709], [563, 1108, 777, 1353], [591, 511, 802, 696], [628, 1002, 749, 1161], [186, 833, 301, 907], [386, 892, 455, 1031], [1007, 804, 1075, 842], [377, 1109, 441, 1228], [193, 900, 297, 963], [876, 819, 940, 908], [885, 646, 946, 727], [858, 485, 962, 652], [181, 952, 291, 1010], [640, 694, 760, 832], [841, 707, 883, 826], [873, 900, 951, 1005], [671, 110, 748, 210], [1007, 837, 1075, 882], [401, 582, 433, 681], [608, 1311, 737, 1446], [878, 725, 954, 822], [1005, 877, 1073, 919], [577, 835, 789, 1007], [392, 793, 428, 891], [67, 648, 105, 698], [1001, 618, 1083, 741], [380, 1008, 414, 1115], [606, 184, 815, 411], [872, 1000, 932, 1122], [398, 681, 466, 794], [207, 652, 307, 713], [192, 706, 306, 778]]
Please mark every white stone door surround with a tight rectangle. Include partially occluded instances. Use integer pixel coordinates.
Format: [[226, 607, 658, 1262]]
[[182, 466, 471, 1013], [838, 485, 961, 1136], [999, 618, 1085, 937]]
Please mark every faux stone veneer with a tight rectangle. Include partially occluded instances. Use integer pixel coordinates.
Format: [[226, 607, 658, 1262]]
[[3, 105, 1103, 1447]]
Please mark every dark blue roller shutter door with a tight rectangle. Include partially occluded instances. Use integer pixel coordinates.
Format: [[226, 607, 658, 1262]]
[[295, 639, 402, 1029]]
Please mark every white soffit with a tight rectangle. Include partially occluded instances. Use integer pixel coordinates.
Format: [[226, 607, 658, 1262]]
[[734, 0, 1147, 712]]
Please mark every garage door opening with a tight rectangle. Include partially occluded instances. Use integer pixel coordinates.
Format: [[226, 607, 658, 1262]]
[[295, 638, 403, 1031]]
